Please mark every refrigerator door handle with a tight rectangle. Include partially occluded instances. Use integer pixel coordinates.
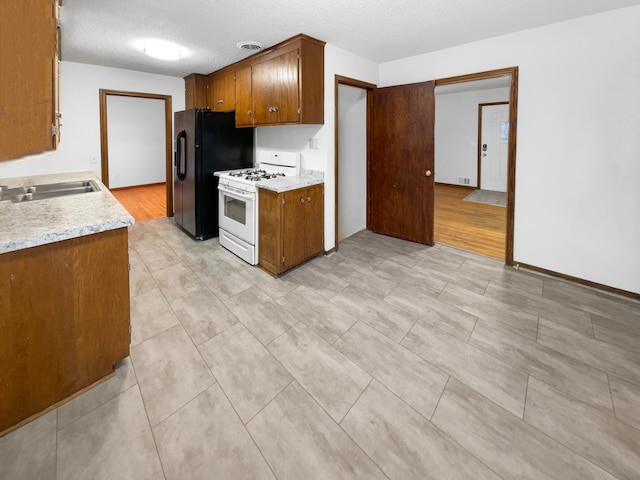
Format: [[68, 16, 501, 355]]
[[176, 130, 187, 181]]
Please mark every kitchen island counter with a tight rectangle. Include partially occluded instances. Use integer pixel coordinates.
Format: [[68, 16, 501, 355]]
[[0, 170, 134, 254], [256, 170, 324, 193]]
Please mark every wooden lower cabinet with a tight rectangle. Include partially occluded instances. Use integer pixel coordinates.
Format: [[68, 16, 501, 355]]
[[259, 184, 324, 275], [0, 228, 130, 435]]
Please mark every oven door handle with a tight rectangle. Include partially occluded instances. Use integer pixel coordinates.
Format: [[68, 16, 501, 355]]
[[218, 184, 255, 200]]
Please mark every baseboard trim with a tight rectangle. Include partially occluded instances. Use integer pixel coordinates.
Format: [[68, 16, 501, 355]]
[[110, 181, 166, 191], [435, 182, 476, 190], [515, 262, 640, 301]]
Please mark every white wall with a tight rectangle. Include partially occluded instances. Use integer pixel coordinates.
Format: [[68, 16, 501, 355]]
[[107, 95, 166, 188], [256, 43, 379, 251], [435, 87, 509, 187], [0, 61, 184, 180], [338, 84, 367, 241], [380, 7, 640, 294]]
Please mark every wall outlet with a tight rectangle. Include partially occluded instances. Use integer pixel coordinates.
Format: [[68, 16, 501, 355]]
[[458, 177, 470, 185], [309, 137, 319, 150]]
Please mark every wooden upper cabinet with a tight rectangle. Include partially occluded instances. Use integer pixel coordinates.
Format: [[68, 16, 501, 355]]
[[184, 34, 324, 127], [0, 0, 59, 161], [246, 35, 324, 127], [252, 49, 300, 125], [208, 70, 235, 112], [184, 73, 208, 109], [235, 64, 253, 126]]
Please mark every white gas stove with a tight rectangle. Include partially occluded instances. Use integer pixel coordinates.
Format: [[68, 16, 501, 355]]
[[216, 152, 300, 264]]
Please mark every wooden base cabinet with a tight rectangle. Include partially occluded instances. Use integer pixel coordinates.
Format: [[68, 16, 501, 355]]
[[259, 184, 324, 275], [0, 228, 130, 435]]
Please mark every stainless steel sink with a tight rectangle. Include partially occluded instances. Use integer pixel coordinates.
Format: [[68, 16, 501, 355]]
[[0, 180, 99, 203]]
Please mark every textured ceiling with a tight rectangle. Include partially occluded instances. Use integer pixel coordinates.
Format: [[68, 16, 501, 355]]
[[61, 0, 640, 78]]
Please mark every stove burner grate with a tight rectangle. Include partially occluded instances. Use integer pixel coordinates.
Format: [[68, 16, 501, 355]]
[[244, 172, 286, 181]]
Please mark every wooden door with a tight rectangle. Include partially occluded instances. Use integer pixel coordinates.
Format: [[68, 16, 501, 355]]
[[369, 81, 435, 245], [235, 64, 253, 126]]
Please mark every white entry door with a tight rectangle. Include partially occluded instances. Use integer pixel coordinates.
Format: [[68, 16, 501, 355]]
[[480, 103, 509, 192]]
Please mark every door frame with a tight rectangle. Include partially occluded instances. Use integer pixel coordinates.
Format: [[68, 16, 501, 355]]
[[477, 101, 509, 190], [333, 75, 377, 252], [435, 67, 518, 265], [99, 89, 174, 217]]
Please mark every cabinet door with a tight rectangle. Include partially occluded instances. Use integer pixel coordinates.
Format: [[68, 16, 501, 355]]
[[304, 184, 324, 257], [1, 0, 57, 161], [210, 71, 235, 112], [252, 49, 300, 125], [282, 188, 307, 271], [235, 64, 253, 127], [0, 228, 130, 434], [258, 189, 282, 275], [184, 74, 208, 109]]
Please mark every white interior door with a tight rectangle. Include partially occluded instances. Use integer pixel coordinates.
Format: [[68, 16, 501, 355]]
[[480, 103, 509, 192]]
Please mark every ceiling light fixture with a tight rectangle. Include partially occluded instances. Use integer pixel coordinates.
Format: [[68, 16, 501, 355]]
[[236, 41, 263, 52], [140, 39, 187, 61]]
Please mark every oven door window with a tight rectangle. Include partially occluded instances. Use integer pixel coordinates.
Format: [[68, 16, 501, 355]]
[[224, 195, 247, 225]]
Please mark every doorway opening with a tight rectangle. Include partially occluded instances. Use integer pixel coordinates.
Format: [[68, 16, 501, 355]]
[[334, 75, 377, 252], [434, 67, 518, 265], [99, 89, 174, 218]]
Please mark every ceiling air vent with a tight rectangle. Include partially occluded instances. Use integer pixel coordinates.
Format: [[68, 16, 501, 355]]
[[236, 41, 263, 51]]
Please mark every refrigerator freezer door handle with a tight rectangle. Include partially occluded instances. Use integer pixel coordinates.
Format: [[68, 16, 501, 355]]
[[176, 130, 187, 181]]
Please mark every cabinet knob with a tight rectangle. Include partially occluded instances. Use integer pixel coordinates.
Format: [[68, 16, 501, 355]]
[[307, 197, 311, 202], [300, 198, 305, 204], [247, 109, 252, 115], [217, 99, 223, 104]]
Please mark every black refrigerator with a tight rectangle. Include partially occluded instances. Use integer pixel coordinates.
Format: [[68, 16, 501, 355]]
[[173, 109, 253, 240]]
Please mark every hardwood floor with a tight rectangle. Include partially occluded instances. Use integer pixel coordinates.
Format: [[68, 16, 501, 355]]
[[110, 183, 167, 222], [111, 182, 503, 258], [434, 183, 506, 259]]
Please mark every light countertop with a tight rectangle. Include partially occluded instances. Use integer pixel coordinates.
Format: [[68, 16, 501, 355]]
[[0, 171, 134, 254], [256, 170, 324, 193]]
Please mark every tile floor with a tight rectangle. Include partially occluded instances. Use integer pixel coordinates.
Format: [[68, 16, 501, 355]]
[[2, 217, 640, 480]]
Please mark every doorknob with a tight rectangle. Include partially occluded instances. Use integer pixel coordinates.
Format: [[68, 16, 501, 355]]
[[425, 170, 432, 177]]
